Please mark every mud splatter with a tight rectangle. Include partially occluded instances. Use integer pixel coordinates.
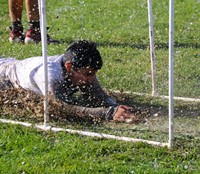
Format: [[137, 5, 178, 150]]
[[0, 87, 144, 124]]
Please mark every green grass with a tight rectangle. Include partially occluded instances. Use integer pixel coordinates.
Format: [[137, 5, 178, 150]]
[[0, 0, 200, 173], [1, 123, 200, 173], [0, 0, 199, 97]]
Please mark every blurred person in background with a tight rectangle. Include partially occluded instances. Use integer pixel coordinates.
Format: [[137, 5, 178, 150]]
[[8, 0, 60, 44]]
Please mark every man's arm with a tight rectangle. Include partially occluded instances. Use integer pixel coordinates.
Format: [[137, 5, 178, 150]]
[[49, 97, 136, 122], [56, 102, 117, 121]]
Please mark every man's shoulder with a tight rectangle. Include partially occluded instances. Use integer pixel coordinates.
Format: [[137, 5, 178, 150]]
[[48, 54, 64, 62], [0, 58, 17, 66], [17, 55, 63, 67], [47, 55, 65, 82]]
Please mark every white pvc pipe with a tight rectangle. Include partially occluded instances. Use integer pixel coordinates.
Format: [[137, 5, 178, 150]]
[[169, 0, 175, 149], [0, 119, 168, 147], [113, 90, 200, 102], [147, 0, 157, 96], [39, 0, 49, 127]]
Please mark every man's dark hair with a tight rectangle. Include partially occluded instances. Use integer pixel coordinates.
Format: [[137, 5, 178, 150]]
[[63, 40, 103, 70]]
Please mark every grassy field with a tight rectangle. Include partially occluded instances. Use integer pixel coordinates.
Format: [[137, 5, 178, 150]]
[[0, 0, 200, 173], [1, 123, 200, 173], [0, 0, 199, 97]]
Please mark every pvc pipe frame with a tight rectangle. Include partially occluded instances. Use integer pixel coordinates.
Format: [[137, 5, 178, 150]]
[[168, 0, 175, 149], [1, 0, 189, 149], [113, 90, 200, 102], [37, 0, 167, 148], [147, 0, 157, 96], [39, 0, 49, 127], [0, 119, 168, 147]]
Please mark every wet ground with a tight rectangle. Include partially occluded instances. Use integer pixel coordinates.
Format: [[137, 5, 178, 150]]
[[0, 87, 200, 140]]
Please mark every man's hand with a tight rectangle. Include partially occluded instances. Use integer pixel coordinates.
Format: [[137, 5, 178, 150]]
[[113, 105, 138, 123]]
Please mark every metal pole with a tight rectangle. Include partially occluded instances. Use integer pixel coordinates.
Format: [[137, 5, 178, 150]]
[[39, 0, 49, 127], [147, 0, 157, 96], [169, 0, 175, 148]]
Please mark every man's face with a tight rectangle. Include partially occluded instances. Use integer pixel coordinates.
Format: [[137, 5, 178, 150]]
[[71, 67, 97, 86]]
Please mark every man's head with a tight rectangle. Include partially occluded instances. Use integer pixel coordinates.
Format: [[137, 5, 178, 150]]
[[63, 40, 103, 85]]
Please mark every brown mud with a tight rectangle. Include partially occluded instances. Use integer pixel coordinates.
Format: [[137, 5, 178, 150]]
[[0, 87, 145, 124]]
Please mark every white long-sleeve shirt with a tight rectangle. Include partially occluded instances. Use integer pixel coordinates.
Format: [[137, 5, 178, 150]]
[[0, 55, 63, 94]]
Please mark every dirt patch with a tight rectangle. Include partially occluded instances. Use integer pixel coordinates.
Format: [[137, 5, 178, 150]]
[[0, 87, 145, 124]]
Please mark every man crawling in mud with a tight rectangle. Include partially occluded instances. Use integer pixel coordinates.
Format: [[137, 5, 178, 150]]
[[0, 40, 137, 123]]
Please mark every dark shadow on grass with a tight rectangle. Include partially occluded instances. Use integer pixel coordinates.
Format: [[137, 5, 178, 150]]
[[99, 41, 200, 50], [60, 38, 200, 50]]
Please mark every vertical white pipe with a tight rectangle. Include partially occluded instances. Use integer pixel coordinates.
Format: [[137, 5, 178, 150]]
[[147, 0, 157, 96], [39, 0, 49, 127], [169, 0, 175, 148]]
